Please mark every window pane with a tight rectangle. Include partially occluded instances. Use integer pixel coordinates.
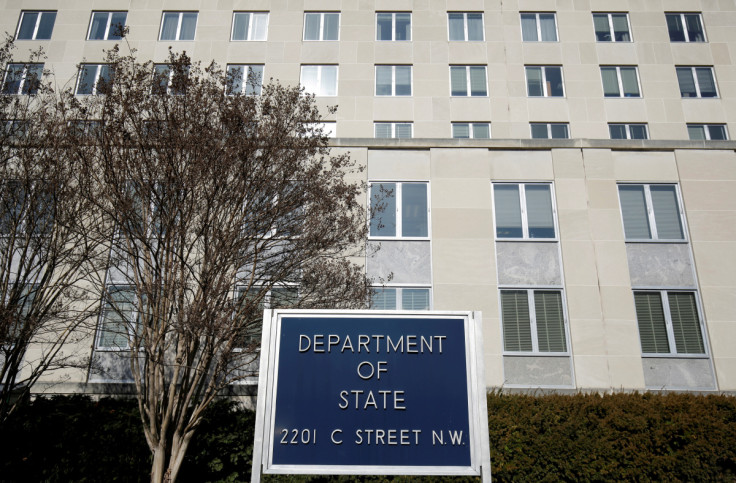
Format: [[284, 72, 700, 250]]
[[396, 13, 411, 40], [89, 12, 109, 40], [252, 13, 268, 40], [539, 14, 557, 41], [246, 65, 263, 95], [402, 289, 430, 310], [180, 13, 197, 40], [372, 288, 397, 310], [695, 68, 716, 97], [676, 68, 696, 97], [76, 65, 97, 94], [667, 15, 685, 41], [450, 66, 467, 96], [634, 292, 670, 353], [688, 125, 705, 140], [395, 66, 411, 96], [304, 13, 320, 40], [684, 14, 704, 42], [526, 67, 543, 96], [472, 123, 490, 138], [227, 65, 244, 94], [100, 288, 135, 349], [160, 13, 179, 40], [612, 14, 630, 41], [601, 67, 620, 96], [550, 124, 568, 139], [270, 287, 298, 308], [401, 183, 428, 237], [36, 12, 56, 40], [375, 66, 392, 95], [109, 12, 127, 40], [521, 14, 538, 41], [501, 291, 533, 352], [545, 67, 564, 96], [320, 65, 337, 96], [18, 12, 38, 39], [23, 64, 43, 95], [619, 185, 651, 239], [323, 13, 339, 40], [467, 14, 483, 40], [448, 14, 465, 40], [376, 13, 392, 40], [534, 291, 566, 352], [620, 67, 640, 96], [629, 124, 648, 139], [593, 14, 611, 41], [370, 183, 396, 236], [469, 66, 487, 96], [530, 123, 549, 139], [668, 292, 705, 354], [707, 125, 727, 140], [526, 185, 555, 238], [300, 66, 318, 94], [650, 185, 684, 240], [494, 185, 523, 238], [375, 123, 391, 138], [609, 124, 627, 139], [395, 123, 412, 138], [232, 12, 250, 40], [452, 123, 470, 138]]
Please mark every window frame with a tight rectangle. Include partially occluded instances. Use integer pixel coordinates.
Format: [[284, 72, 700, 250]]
[[371, 286, 432, 311], [226, 64, 264, 95], [492, 182, 558, 241], [452, 122, 490, 139], [75, 64, 113, 95], [609, 123, 649, 140], [374, 122, 412, 139], [375, 65, 412, 97], [449, 65, 488, 97], [499, 288, 570, 355], [368, 181, 429, 239], [633, 290, 708, 357], [1, 63, 43, 95], [520, 12, 558, 42], [376, 12, 412, 41], [303, 12, 340, 41], [231, 12, 269, 41], [299, 65, 338, 97], [447, 12, 484, 41], [158, 11, 198, 41], [676, 66, 718, 98], [666, 13, 706, 42], [687, 123, 729, 141], [15, 11, 56, 40], [95, 285, 138, 351], [617, 183, 688, 242], [592, 12, 632, 42], [530, 123, 569, 139], [87, 11, 127, 40], [525, 65, 565, 97], [600, 66, 642, 98]]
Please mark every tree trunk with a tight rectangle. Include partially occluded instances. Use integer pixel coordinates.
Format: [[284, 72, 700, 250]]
[[150, 442, 168, 483]]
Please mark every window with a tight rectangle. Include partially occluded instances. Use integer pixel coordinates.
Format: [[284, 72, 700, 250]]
[[452, 122, 490, 139], [226, 65, 264, 95], [87, 11, 127, 40], [687, 124, 728, 141], [609, 123, 648, 140], [96, 286, 136, 350], [520, 13, 557, 41], [448, 13, 484, 41], [231, 12, 268, 41], [303, 122, 336, 138], [303, 12, 339, 40], [68, 120, 102, 139], [75, 64, 113, 95], [235, 286, 297, 348], [618, 184, 685, 241], [450, 66, 487, 96], [152, 64, 188, 95], [526, 66, 564, 97], [0, 180, 53, 236], [159, 12, 198, 41], [634, 291, 705, 355], [375, 65, 412, 96], [2, 120, 28, 139], [300, 65, 338, 96], [530, 123, 569, 139], [500, 290, 568, 353], [16, 11, 56, 40], [493, 183, 556, 239], [2, 64, 43, 95], [676, 67, 718, 98], [666, 13, 706, 42], [592, 13, 631, 42], [374, 122, 412, 139], [369, 182, 428, 238], [371, 287, 431, 310], [377, 12, 411, 41], [601, 66, 641, 97]]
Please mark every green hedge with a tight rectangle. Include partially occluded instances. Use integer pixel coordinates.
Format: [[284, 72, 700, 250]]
[[0, 392, 734, 482]]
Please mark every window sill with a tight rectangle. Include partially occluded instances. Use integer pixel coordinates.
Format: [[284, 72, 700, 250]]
[[641, 353, 709, 359], [503, 352, 570, 357]]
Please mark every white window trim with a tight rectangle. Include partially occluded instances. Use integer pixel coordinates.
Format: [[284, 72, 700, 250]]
[[688, 124, 729, 140], [368, 180, 430, 240], [447, 12, 485, 41], [601, 66, 642, 98], [370, 285, 433, 310], [86, 11, 126, 40], [593, 12, 632, 42], [300, 65, 338, 97], [231, 12, 269, 41], [376, 12, 411, 41], [677, 66, 718, 98], [617, 183, 688, 242], [520, 12, 558, 42], [16, 11, 54, 40], [666, 13, 707, 42], [530, 123, 569, 139], [609, 123, 649, 140], [303, 12, 340, 41], [75, 64, 109, 95], [159, 12, 197, 41], [452, 122, 491, 139], [449, 65, 488, 97], [526, 66, 565, 97], [374, 65, 412, 96], [499, 288, 571, 356], [492, 182, 559, 241]]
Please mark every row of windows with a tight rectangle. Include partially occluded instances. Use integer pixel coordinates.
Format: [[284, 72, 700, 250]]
[[15, 10, 709, 44]]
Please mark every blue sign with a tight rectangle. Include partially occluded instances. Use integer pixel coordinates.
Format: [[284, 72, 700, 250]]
[[269, 315, 472, 467]]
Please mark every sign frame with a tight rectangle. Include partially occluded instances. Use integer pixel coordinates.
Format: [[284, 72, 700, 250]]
[[251, 309, 491, 482]]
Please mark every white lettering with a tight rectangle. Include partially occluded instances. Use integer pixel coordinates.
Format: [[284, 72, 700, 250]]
[[298, 335, 311, 352], [331, 429, 343, 445]]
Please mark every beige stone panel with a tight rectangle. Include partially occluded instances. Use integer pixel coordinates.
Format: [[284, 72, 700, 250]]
[[681, 101, 727, 123], [560, 241, 599, 285], [337, 120, 371, 137], [700, 286, 736, 325], [432, 284, 499, 320], [558, 209, 591, 241], [372, 42, 414, 63], [521, 44, 564, 65], [413, 10, 447, 42], [572, 355, 611, 389], [671, 44, 715, 66], [566, 285, 603, 320], [662, 98, 686, 123], [579, 42, 598, 65], [598, 285, 637, 321], [568, 318, 608, 357], [431, 96, 451, 122], [368, 149, 431, 180], [607, 356, 646, 389], [372, 97, 414, 120], [490, 150, 554, 180], [555, 178, 588, 210], [447, 43, 491, 64], [429, 148, 492, 179], [588, 208, 626, 242], [604, 319, 643, 357], [432, 178, 492, 210], [428, 41, 450, 64], [585, 179, 619, 208], [432, 238, 496, 285], [299, 43, 339, 63], [712, 357, 736, 392], [603, 99, 647, 121], [712, 43, 734, 65], [613, 151, 679, 181], [414, 64, 450, 97], [551, 148, 585, 178], [676, 149, 736, 180], [527, 99, 571, 121], [432, 208, 494, 239], [681, 180, 736, 211], [594, 241, 631, 286], [688, 212, 736, 243], [691, 241, 736, 287], [651, 42, 675, 65], [560, 15, 592, 44], [595, 43, 639, 65], [448, 98, 493, 120]]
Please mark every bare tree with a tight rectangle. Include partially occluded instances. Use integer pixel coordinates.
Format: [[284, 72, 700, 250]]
[[64, 48, 370, 482], [0, 37, 102, 425]]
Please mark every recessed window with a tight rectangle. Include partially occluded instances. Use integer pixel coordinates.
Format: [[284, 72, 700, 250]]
[[231, 12, 268, 41], [152, 64, 189, 95], [1, 64, 43, 95], [452, 122, 490, 139], [530, 123, 569, 139], [226, 64, 264, 95], [300, 65, 338, 96], [601, 66, 641, 97], [87, 11, 127, 40], [666, 13, 706, 42], [159, 12, 197, 41], [303, 12, 339, 40], [609, 123, 648, 139], [500, 289, 568, 353], [374, 122, 412, 139], [448, 13, 484, 41], [371, 287, 431, 310], [634, 291, 705, 355], [526, 66, 564, 97], [676, 67, 718, 98], [16, 11, 56, 40], [450, 66, 487, 96], [369, 182, 428, 238], [493, 183, 556, 239], [520, 13, 557, 41], [376, 12, 411, 41], [592, 13, 631, 42], [375, 65, 412, 96], [96, 286, 136, 350], [687, 124, 728, 141], [75, 64, 113, 95], [618, 184, 685, 241]]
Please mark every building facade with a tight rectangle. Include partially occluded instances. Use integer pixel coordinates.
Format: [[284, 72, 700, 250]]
[[2, 0, 736, 393]]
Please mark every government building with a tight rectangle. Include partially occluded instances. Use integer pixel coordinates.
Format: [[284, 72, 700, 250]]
[[2, 0, 736, 394]]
